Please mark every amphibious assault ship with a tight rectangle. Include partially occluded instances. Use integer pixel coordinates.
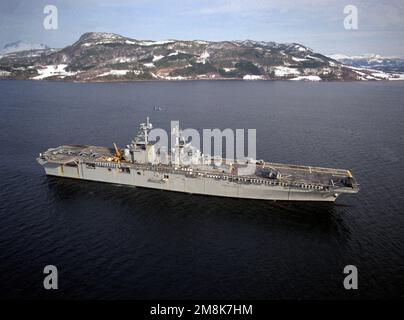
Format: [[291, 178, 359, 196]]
[[37, 118, 359, 201]]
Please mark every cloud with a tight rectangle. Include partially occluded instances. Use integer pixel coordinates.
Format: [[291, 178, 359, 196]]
[[184, 0, 336, 15], [183, 0, 404, 28]]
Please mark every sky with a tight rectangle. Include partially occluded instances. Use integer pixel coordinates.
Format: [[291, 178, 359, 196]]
[[1, 0, 404, 56]]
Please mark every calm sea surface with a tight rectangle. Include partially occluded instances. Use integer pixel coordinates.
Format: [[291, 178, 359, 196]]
[[0, 80, 403, 299]]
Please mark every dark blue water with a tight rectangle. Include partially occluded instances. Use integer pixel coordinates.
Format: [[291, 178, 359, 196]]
[[0, 80, 403, 299]]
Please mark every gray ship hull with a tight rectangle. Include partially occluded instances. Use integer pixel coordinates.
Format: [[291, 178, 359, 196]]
[[38, 158, 348, 202]]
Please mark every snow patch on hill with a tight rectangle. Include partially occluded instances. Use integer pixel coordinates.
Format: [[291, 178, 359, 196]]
[[196, 51, 210, 64], [290, 75, 322, 81], [152, 55, 164, 62], [32, 64, 78, 80], [291, 56, 307, 62], [0, 70, 11, 76], [243, 75, 264, 80], [138, 40, 175, 46], [97, 70, 131, 77], [274, 66, 300, 76]]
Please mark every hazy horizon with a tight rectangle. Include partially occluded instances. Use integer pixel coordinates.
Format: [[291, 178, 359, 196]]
[[1, 0, 404, 56]]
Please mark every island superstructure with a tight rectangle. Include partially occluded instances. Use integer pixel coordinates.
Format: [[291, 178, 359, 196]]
[[37, 118, 359, 201]]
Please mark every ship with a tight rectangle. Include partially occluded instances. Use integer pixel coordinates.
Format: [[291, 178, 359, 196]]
[[37, 118, 359, 202]]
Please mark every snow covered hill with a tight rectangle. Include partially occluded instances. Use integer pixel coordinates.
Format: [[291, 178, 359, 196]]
[[0, 33, 403, 81], [328, 53, 404, 73], [0, 41, 49, 55]]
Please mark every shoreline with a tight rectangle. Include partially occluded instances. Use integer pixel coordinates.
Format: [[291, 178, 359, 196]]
[[1, 77, 403, 84]]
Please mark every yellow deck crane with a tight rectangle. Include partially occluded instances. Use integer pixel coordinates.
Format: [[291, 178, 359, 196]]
[[105, 143, 124, 162]]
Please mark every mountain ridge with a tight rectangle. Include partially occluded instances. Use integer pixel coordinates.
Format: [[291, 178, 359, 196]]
[[0, 40, 50, 55], [327, 53, 404, 73], [0, 32, 403, 81]]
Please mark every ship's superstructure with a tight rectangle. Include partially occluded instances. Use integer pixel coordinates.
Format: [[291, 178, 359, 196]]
[[37, 118, 359, 201]]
